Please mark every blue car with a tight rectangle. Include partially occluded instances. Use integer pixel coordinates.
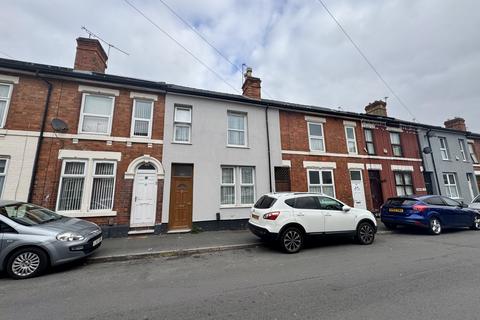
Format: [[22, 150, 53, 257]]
[[381, 195, 480, 235]]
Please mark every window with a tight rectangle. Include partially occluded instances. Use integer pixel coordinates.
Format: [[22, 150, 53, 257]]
[[0, 158, 7, 198], [57, 160, 117, 213], [308, 169, 335, 197], [293, 196, 319, 209], [131, 99, 153, 138], [173, 105, 192, 143], [345, 126, 357, 154], [390, 132, 402, 157], [364, 129, 375, 155], [254, 195, 276, 209], [318, 196, 343, 211], [220, 166, 255, 206], [459, 139, 467, 161], [443, 173, 460, 199], [442, 196, 460, 207], [0, 83, 13, 128], [394, 172, 414, 196], [227, 112, 247, 146], [308, 122, 325, 152], [468, 143, 478, 163], [423, 197, 445, 206], [439, 137, 449, 160], [79, 94, 115, 134]]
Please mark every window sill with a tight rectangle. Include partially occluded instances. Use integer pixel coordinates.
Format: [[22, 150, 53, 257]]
[[220, 204, 253, 209], [309, 149, 326, 153], [226, 145, 249, 149], [78, 131, 111, 136], [57, 210, 117, 218], [172, 141, 192, 145]]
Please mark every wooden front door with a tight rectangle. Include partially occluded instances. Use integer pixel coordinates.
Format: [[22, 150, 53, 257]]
[[168, 164, 193, 231], [368, 170, 384, 213]]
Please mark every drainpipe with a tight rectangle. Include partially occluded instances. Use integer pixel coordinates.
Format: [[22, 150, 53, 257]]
[[426, 129, 442, 195], [28, 73, 52, 203], [265, 106, 273, 192]]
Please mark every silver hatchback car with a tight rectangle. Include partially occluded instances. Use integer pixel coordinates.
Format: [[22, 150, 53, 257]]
[[0, 200, 102, 279]]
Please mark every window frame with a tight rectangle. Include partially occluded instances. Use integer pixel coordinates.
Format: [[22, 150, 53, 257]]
[[364, 128, 375, 155], [173, 105, 192, 143], [56, 159, 88, 212], [78, 93, 115, 135], [443, 173, 460, 199], [0, 158, 8, 199], [220, 166, 236, 206], [468, 143, 478, 164], [239, 167, 256, 205], [389, 132, 403, 157], [344, 126, 358, 154], [220, 166, 256, 207], [227, 111, 248, 147], [307, 122, 325, 152], [394, 171, 414, 196], [439, 137, 449, 160], [0, 83, 13, 129], [130, 98, 154, 138], [89, 161, 117, 212], [307, 169, 336, 197]]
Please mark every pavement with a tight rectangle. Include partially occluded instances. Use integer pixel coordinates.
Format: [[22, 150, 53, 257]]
[[89, 221, 392, 263]]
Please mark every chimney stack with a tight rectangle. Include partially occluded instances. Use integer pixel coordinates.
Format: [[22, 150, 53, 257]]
[[444, 117, 466, 131], [74, 37, 108, 73], [242, 67, 261, 99], [365, 100, 388, 117]]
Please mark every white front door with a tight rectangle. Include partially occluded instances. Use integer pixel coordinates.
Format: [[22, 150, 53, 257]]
[[350, 170, 367, 209], [130, 170, 157, 227]]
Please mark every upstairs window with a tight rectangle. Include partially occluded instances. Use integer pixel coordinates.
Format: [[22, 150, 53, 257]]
[[173, 105, 192, 143], [394, 171, 414, 196], [345, 126, 357, 154], [468, 143, 478, 164], [390, 132, 402, 157], [364, 129, 375, 155], [79, 94, 115, 135], [439, 137, 449, 160], [458, 139, 467, 161], [131, 99, 153, 138], [0, 158, 7, 198], [308, 122, 325, 152], [227, 112, 247, 146], [443, 173, 459, 199], [0, 83, 13, 128]]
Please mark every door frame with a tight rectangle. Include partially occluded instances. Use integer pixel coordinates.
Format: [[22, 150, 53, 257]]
[[130, 167, 158, 228], [349, 169, 367, 209]]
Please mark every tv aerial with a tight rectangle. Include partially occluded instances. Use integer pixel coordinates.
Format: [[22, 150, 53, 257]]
[[81, 26, 130, 61]]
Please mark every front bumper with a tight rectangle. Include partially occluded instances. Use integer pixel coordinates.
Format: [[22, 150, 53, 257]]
[[49, 233, 103, 266], [248, 222, 278, 240]]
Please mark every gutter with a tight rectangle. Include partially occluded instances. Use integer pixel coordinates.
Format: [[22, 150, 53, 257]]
[[426, 129, 442, 195], [265, 106, 273, 192], [27, 73, 52, 203]]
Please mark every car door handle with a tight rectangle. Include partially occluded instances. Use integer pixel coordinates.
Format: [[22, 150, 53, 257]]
[[325, 214, 332, 217], [297, 213, 305, 216]]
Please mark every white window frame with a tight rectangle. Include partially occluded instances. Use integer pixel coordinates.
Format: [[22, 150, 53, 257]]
[[459, 139, 467, 161], [56, 160, 88, 212], [173, 105, 192, 143], [308, 122, 325, 152], [0, 83, 13, 128], [0, 158, 8, 199], [89, 161, 117, 212], [220, 166, 236, 206], [468, 143, 478, 164], [364, 128, 375, 155], [130, 98, 154, 138], [307, 169, 336, 197], [443, 173, 460, 199], [240, 167, 256, 205], [439, 137, 449, 160], [394, 171, 414, 196], [227, 111, 248, 147], [78, 93, 115, 135], [345, 126, 358, 154], [390, 132, 402, 157]]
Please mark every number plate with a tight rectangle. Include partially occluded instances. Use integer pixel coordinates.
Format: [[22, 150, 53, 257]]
[[93, 237, 102, 247], [251, 214, 259, 220], [389, 208, 404, 213]]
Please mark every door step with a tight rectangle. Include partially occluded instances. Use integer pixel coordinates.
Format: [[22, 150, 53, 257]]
[[167, 228, 192, 234], [128, 227, 155, 235]]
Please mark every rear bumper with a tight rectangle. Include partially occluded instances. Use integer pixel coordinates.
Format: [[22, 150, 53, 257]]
[[381, 214, 429, 228], [248, 222, 278, 240]]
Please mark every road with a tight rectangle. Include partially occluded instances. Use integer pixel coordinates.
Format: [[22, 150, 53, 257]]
[[2, 229, 480, 320]]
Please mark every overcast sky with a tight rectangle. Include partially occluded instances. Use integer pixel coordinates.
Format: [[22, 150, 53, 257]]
[[1, 0, 479, 131]]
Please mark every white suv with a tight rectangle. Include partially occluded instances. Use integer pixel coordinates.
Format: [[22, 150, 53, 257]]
[[248, 193, 377, 253]]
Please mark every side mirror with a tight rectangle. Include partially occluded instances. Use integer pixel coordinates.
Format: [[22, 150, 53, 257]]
[[342, 205, 351, 212]]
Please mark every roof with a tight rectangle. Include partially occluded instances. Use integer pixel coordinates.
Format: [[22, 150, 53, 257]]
[[0, 57, 476, 136]]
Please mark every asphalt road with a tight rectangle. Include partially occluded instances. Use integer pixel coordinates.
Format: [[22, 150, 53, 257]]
[[2, 228, 480, 320]]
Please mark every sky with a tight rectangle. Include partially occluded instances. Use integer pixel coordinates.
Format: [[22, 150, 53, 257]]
[[1, 0, 479, 131]]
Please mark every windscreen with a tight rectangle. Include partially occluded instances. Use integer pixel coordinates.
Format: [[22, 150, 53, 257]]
[[0, 202, 63, 226]]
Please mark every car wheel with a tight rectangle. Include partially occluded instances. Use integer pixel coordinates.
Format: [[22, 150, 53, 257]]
[[356, 222, 375, 245], [429, 217, 442, 235], [6, 247, 48, 280], [383, 223, 397, 230], [470, 214, 480, 230], [279, 227, 304, 253]]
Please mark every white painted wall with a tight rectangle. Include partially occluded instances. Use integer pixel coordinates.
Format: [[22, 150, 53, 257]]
[[162, 93, 283, 223], [0, 134, 38, 201]]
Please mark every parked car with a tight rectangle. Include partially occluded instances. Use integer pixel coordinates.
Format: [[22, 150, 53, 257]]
[[381, 195, 480, 235], [0, 200, 102, 279], [469, 194, 480, 212], [248, 193, 377, 253]]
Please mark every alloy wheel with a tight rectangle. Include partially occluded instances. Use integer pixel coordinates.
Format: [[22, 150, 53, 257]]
[[283, 229, 302, 252], [474, 215, 480, 229], [430, 218, 442, 235], [11, 252, 41, 277], [359, 224, 374, 244]]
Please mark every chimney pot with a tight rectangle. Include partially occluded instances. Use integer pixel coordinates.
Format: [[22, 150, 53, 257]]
[[444, 117, 466, 131], [74, 37, 108, 73], [365, 100, 388, 117], [241, 67, 261, 99]]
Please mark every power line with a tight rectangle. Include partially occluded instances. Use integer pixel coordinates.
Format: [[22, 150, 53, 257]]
[[81, 26, 130, 57], [124, 0, 240, 94], [315, 0, 416, 120]]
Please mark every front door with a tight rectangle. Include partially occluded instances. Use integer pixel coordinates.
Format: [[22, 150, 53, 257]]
[[130, 169, 157, 227], [350, 170, 367, 209], [368, 170, 384, 212], [168, 164, 193, 231]]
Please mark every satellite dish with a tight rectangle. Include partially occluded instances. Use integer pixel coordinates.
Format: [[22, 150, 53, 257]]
[[51, 118, 69, 133], [423, 146, 432, 154]]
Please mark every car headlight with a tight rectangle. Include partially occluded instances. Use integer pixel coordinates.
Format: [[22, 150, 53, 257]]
[[56, 232, 85, 241]]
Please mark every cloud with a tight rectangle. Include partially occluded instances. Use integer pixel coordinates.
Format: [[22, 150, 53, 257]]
[[1, 0, 479, 131]]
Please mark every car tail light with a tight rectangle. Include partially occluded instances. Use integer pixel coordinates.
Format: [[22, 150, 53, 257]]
[[263, 211, 280, 220], [413, 204, 428, 213]]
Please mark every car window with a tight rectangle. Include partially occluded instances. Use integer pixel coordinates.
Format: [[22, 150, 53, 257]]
[[318, 197, 343, 211], [0, 221, 17, 233], [385, 198, 418, 206], [290, 196, 319, 209], [254, 195, 277, 209], [442, 197, 460, 207], [423, 197, 445, 206]]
